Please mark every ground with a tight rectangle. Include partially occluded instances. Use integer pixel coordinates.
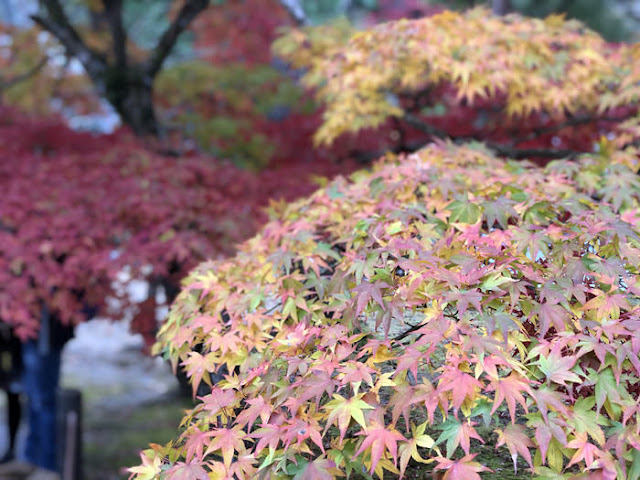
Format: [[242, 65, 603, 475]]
[[0, 319, 191, 480]]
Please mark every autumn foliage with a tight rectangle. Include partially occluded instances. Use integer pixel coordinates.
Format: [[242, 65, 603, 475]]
[[134, 8, 640, 480], [0, 106, 358, 341]]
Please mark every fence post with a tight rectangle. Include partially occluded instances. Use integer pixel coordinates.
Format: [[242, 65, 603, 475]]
[[56, 388, 83, 480]]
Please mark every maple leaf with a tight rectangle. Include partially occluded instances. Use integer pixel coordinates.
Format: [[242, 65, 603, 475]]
[[355, 416, 406, 474], [235, 395, 273, 430], [228, 451, 258, 479], [447, 199, 482, 224], [446, 288, 483, 317], [433, 454, 492, 480], [526, 412, 568, 465], [290, 370, 339, 411], [565, 432, 604, 469], [436, 366, 483, 414], [531, 386, 570, 422], [496, 424, 534, 473], [164, 461, 209, 480], [398, 421, 435, 475], [127, 450, 162, 480], [482, 196, 517, 229], [582, 293, 630, 320], [352, 280, 388, 316], [324, 393, 373, 440], [535, 349, 581, 387], [535, 302, 570, 337], [435, 417, 484, 457], [486, 372, 534, 423], [181, 351, 217, 396], [299, 458, 337, 480], [184, 427, 213, 463], [207, 426, 248, 468], [198, 387, 238, 418], [252, 423, 282, 455], [567, 398, 606, 447]]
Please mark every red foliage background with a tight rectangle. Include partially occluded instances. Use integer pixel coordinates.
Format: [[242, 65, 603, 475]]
[[0, 107, 361, 341]]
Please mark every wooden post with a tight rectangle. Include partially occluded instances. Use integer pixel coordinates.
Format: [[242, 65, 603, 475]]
[[56, 389, 83, 480]]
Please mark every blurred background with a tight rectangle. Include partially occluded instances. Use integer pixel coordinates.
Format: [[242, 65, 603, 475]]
[[1, 1, 639, 479]]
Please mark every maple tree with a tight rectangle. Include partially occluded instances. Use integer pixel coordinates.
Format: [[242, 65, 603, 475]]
[[0, 105, 358, 342], [132, 8, 640, 480], [23, 0, 216, 136]]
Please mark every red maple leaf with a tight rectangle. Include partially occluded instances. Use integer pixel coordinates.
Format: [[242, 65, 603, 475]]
[[436, 365, 483, 414], [355, 415, 406, 474], [208, 426, 248, 467], [486, 372, 534, 423], [496, 424, 534, 473], [433, 454, 492, 480], [165, 461, 209, 480]]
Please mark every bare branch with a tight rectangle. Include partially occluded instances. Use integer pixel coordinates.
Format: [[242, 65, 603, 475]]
[[31, 0, 106, 80], [0, 56, 48, 91], [102, 0, 128, 68], [145, 0, 210, 78], [404, 113, 450, 139], [278, 0, 308, 26], [403, 113, 585, 160], [487, 143, 580, 160]]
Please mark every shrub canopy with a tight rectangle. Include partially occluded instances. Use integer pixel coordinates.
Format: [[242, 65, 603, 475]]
[[134, 8, 640, 480]]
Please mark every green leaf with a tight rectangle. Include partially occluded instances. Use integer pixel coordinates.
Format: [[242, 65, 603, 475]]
[[447, 200, 482, 224]]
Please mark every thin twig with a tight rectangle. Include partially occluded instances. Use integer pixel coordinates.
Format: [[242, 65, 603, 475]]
[[0, 56, 48, 91]]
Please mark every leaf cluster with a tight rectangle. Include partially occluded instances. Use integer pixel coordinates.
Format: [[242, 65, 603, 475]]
[[144, 139, 640, 478], [274, 8, 640, 155]]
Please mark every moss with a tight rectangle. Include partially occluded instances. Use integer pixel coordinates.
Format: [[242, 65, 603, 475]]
[[82, 394, 194, 480]]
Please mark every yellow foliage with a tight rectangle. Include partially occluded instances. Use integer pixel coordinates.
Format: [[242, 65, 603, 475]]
[[274, 8, 640, 146]]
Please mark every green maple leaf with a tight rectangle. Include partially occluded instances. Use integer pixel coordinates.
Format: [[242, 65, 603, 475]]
[[567, 398, 607, 446], [480, 272, 514, 292], [447, 199, 482, 224], [482, 196, 517, 229], [435, 417, 484, 457], [535, 350, 581, 387]]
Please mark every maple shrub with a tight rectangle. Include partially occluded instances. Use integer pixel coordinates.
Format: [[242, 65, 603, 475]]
[[133, 8, 640, 480]]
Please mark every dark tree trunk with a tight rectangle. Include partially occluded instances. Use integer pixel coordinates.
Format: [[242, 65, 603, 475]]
[[492, 0, 512, 15], [103, 67, 159, 137], [32, 0, 211, 139]]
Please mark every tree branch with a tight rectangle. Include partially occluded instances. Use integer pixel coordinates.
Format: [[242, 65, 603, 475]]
[[507, 113, 628, 146], [31, 0, 106, 81], [403, 113, 585, 160], [486, 143, 580, 160], [102, 0, 128, 68], [0, 56, 48, 91], [278, 0, 308, 26], [145, 0, 210, 78], [403, 113, 450, 139]]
